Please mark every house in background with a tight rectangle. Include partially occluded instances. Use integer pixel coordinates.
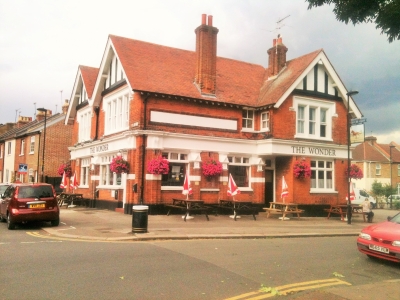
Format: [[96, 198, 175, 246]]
[[65, 14, 363, 215], [352, 136, 400, 194], [0, 103, 73, 185]]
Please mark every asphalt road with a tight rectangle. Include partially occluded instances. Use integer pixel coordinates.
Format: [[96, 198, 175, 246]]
[[1, 224, 400, 300]]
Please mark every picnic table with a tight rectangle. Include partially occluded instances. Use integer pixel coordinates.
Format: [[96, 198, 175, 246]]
[[263, 202, 304, 220], [166, 199, 211, 221], [218, 199, 257, 221], [57, 193, 85, 208], [324, 204, 367, 222]]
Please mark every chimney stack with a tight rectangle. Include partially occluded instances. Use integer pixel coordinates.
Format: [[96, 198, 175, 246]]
[[36, 109, 52, 121], [194, 14, 219, 95], [267, 36, 288, 78], [62, 99, 69, 114], [16, 116, 32, 128]]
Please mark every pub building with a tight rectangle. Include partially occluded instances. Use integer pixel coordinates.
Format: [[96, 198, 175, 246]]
[[65, 14, 362, 215]]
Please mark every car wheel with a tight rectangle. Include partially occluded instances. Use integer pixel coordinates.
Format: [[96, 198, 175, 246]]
[[51, 218, 60, 227], [7, 214, 15, 230]]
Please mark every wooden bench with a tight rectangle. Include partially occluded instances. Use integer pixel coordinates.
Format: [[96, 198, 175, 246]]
[[263, 207, 304, 219], [166, 199, 212, 221], [217, 200, 257, 221], [324, 206, 367, 222]]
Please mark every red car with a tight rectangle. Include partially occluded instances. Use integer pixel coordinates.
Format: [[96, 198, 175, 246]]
[[0, 183, 60, 230], [357, 212, 400, 263]]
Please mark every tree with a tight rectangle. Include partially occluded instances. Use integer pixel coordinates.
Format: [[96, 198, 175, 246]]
[[306, 0, 400, 43]]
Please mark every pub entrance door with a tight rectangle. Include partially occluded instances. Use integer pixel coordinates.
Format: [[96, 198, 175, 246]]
[[264, 170, 274, 207]]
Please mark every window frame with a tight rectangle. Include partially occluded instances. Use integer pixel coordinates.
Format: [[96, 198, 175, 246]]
[[260, 111, 270, 131], [376, 163, 381, 176], [77, 108, 92, 142], [294, 97, 334, 141], [98, 154, 123, 188], [242, 109, 254, 130], [104, 90, 130, 135], [29, 136, 35, 154], [20, 139, 25, 156], [161, 152, 188, 188], [80, 158, 91, 187], [310, 159, 335, 192], [227, 156, 250, 189]]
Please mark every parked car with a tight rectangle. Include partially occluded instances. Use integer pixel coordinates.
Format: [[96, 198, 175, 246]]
[[357, 212, 400, 263], [353, 188, 376, 208], [0, 183, 9, 196], [0, 183, 60, 230], [388, 195, 400, 202]]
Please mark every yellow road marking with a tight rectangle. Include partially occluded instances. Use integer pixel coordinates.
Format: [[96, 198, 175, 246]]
[[224, 278, 351, 300]]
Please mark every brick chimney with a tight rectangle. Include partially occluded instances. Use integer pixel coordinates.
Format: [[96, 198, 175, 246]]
[[194, 14, 219, 95], [365, 136, 377, 145], [267, 36, 288, 78], [36, 109, 52, 121], [16, 116, 32, 128], [62, 99, 69, 114]]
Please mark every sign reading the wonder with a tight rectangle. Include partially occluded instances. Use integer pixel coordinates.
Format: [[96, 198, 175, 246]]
[[90, 144, 109, 154], [291, 146, 336, 156]]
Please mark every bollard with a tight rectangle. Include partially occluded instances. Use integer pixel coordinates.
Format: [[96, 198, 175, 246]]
[[132, 205, 148, 233]]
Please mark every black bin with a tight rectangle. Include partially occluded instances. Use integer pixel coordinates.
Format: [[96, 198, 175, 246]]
[[132, 205, 148, 233]]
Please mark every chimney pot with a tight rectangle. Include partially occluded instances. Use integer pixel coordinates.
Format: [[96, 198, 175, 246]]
[[201, 14, 207, 25], [208, 15, 213, 26]]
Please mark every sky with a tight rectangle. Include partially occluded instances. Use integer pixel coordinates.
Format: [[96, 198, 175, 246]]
[[1, 0, 399, 144]]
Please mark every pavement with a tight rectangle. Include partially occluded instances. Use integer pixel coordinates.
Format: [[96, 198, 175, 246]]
[[41, 207, 400, 299], [43, 206, 396, 241]]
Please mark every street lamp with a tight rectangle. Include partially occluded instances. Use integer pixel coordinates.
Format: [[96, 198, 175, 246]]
[[37, 108, 48, 183], [390, 144, 395, 209], [346, 90, 358, 225]]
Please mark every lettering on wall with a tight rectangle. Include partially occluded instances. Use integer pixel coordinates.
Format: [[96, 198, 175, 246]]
[[315, 197, 334, 204], [90, 144, 109, 154], [291, 146, 336, 156]]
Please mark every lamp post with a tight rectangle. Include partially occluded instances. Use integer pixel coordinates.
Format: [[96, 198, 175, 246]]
[[390, 144, 395, 209], [37, 108, 48, 183], [346, 90, 358, 225]]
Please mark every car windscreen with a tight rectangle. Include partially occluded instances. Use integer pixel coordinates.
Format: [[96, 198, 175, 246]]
[[389, 213, 400, 224], [18, 186, 53, 199]]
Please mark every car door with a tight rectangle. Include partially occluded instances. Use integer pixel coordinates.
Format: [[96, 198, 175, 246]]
[[0, 186, 14, 217]]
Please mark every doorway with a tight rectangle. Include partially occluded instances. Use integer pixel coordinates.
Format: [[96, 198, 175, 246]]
[[264, 170, 274, 207]]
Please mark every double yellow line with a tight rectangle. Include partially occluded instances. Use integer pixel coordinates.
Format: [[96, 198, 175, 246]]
[[225, 278, 351, 299]]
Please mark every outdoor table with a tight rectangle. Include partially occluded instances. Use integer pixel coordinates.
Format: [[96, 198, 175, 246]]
[[58, 193, 84, 208], [218, 199, 257, 221], [263, 201, 304, 220], [324, 204, 366, 222], [166, 199, 211, 221]]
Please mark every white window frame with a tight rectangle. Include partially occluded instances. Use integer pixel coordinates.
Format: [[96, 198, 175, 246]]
[[29, 136, 35, 154], [261, 111, 270, 131], [20, 139, 25, 156], [397, 164, 400, 177], [104, 90, 130, 135], [161, 152, 188, 190], [242, 109, 254, 130], [7, 142, 11, 155], [80, 158, 90, 187], [376, 163, 381, 176], [78, 108, 92, 142], [310, 160, 335, 192], [98, 154, 123, 188], [105, 55, 125, 89], [227, 156, 251, 189], [294, 97, 335, 141]]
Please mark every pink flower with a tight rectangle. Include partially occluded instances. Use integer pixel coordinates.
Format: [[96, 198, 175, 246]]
[[346, 164, 363, 179], [110, 156, 129, 174], [147, 156, 170, 175], [58, 163, 72, 177], [202, 159, 223, 177], [293, 160, 311, 179]]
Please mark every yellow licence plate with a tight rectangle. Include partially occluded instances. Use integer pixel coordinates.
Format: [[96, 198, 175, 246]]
[[30, 204, 45, 209]]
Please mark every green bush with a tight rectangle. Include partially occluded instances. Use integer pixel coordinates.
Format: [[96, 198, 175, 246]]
[[393, 201, 400, 210]]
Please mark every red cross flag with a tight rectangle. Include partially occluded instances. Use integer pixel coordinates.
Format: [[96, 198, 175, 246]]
[[182, 172, 193, 199], [227, 174, 240, 197]]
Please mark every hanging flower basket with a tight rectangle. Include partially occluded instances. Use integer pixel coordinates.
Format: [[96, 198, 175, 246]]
[[293, 160, 311, 179], [58, 163, 72, 177], [110, 156, 129, 174], [147, 156, 170, 175], [346, 164, 363, 179], [202, 159, 223, 177]]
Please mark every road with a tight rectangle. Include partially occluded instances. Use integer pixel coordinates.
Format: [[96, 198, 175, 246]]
[[1, 223, 400, 299]]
